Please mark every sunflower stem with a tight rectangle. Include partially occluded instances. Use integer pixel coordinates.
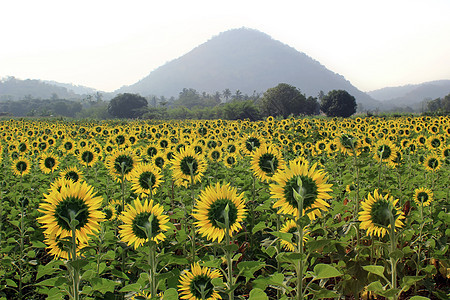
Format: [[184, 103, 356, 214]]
[[188, 161, 197, 264], [69, 215, 80, 300], [352, 150, 360, 247], [293, 177, 305, 300], [224, 204, 234, 300], [389, 212, 398, 300]]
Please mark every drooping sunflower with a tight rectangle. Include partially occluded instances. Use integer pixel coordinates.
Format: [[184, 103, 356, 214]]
[[171, 146, 207, 187], [279, 219, 309, 252], [250, 145, 285, 182], [119, 198, 170, 249], [193, 182, 246, 243], [178, 262, 222, 300], [359, 189, 405, 238], [413, 187, 433, 207], [60, 166, 84, 183], [38, 180, 105, 244], [102, 203, 117, 221], [12, 157, 32, 177], [423, 153, 442, 172], [39, 152, 59, 174], [336, 133, 360, 156], [270, 161, 332, 220], [130, 163, 163, 197], [78, 147, 99, 167], [107, 149, 140, 182], [43, 234, 87, 260], [373, 139, 398, 163]]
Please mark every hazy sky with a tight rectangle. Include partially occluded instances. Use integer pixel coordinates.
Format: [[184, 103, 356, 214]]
[[1, 0, 449, 93]]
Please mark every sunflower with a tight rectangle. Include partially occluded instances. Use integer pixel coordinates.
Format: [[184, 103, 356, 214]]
[[336, 133, 360, 156], [119, 198, 170, 249], [43, 233, 87, 260], [241, 134, 264, 156], [171, 146, 207, 187], [78, 147, 99, 167], [12, 157, 32, 177], [359, 189, 405, 238], [102, 203, 117, 221], [38, 180, 105, 244], [413, 187, 433, 207], [153, 154, 166, 169], [39, 152, 59, 173], [423, 153, 442, 172], [193, 183, 246, 243], [107, 149, 140, 182], [60, 166, 84, 183], [279, 219, 309, 252], [130, 163, 163, 197], [223, 154, 237, 169], [250, 145, 284, 182], [270, 161, 332, 220], [373, 139, 398, 163], [178, 262, 222, 300]]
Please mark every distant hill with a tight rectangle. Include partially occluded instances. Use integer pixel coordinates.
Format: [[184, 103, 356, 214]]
[[43, 80, 98, 95], [368, 80, 450, 102], [118, 28, 380, 109], [0, 77, 82, 100]]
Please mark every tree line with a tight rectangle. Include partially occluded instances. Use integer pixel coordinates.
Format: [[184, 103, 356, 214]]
[[0, 83, 360, 119]]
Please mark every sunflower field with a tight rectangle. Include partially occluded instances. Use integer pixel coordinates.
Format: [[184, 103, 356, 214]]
[[0, 115, 448, 300]]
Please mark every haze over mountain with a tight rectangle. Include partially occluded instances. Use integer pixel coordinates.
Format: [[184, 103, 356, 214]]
[[117, 28, 380, 109]]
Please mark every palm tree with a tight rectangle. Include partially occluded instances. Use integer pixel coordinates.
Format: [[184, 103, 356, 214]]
[[222, 88, 231, 103]]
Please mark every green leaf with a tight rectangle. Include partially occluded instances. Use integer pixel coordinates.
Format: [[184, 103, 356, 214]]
[[270, 231, 293, 242], [378, 288, 400, 298], [248, 288, 269, 300], [252, 221, 267, 234], [409, 296, 430, 300], [6, 279, 17, 288], [119, 282, 141, 293], [67, 258, 89, 270], [237, 261, 265, 282], [306, 239, 333, 251], [276, 252, 304, 264], [400, 276, 425, 291], [90, 278, 117, 294], [389, 249, 404, 261], [162, 288, 178, 300], [312, 264, 342, 279], [311, 288, 340, 298], [362, 265, 385, 278], [263, 246, 277, 258], [366, 280, 384, 292], [111, 269, 129, 280]]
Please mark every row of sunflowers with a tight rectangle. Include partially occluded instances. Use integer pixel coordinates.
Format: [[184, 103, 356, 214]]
[[0, 115, 449, 299]]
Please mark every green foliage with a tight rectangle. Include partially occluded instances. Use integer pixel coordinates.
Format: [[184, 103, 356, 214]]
[[320, 89, 357, 117], [108, 93, 148, 118], [259, 83, 319, 118]]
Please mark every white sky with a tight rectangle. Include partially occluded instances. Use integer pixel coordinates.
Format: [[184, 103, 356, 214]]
[[1, 0, 449, 93]]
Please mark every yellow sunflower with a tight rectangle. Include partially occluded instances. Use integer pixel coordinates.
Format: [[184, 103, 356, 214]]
[[279, 219, 309, 252], [38, 180, 105, 244], [171, 146, 207, 187], [78, 147, 99, 167], [102, 203, 117, 221], [12, 157, 32, 177], [373, 139, 398, 163], [241, 134, 265, 156], [107, 149, 140, 182], [178, 262, 222, 300], [193, 182, 246, 243], [130, 163, 163, 197], [250, 145, 285, 182], [423, 153, 442, 172], [270, 161, 332, 220], [39, 152, 59, 174], [60, 166, 84, 183], [413, 187, 433, 207], [119, 198, 170, 249], [43, 234, 87, 260], [359, 189, 405, 238]]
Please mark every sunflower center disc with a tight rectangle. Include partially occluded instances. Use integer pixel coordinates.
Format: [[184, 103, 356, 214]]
[[132, 212, 160, 239], [207, 199, 238, 228], [55, 197, 90, 231], [284, 176, 319, 211], [190, 275, 214, 299]]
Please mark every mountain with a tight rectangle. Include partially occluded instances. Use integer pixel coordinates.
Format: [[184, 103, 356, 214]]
[[43, 80, 98, 95], [0, 77, 81, 100], [367, 80, 450, 108], [118, 28, 380, 109]]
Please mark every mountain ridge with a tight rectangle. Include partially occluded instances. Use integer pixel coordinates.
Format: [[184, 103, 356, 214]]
[[117, 28, 380, 108]]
